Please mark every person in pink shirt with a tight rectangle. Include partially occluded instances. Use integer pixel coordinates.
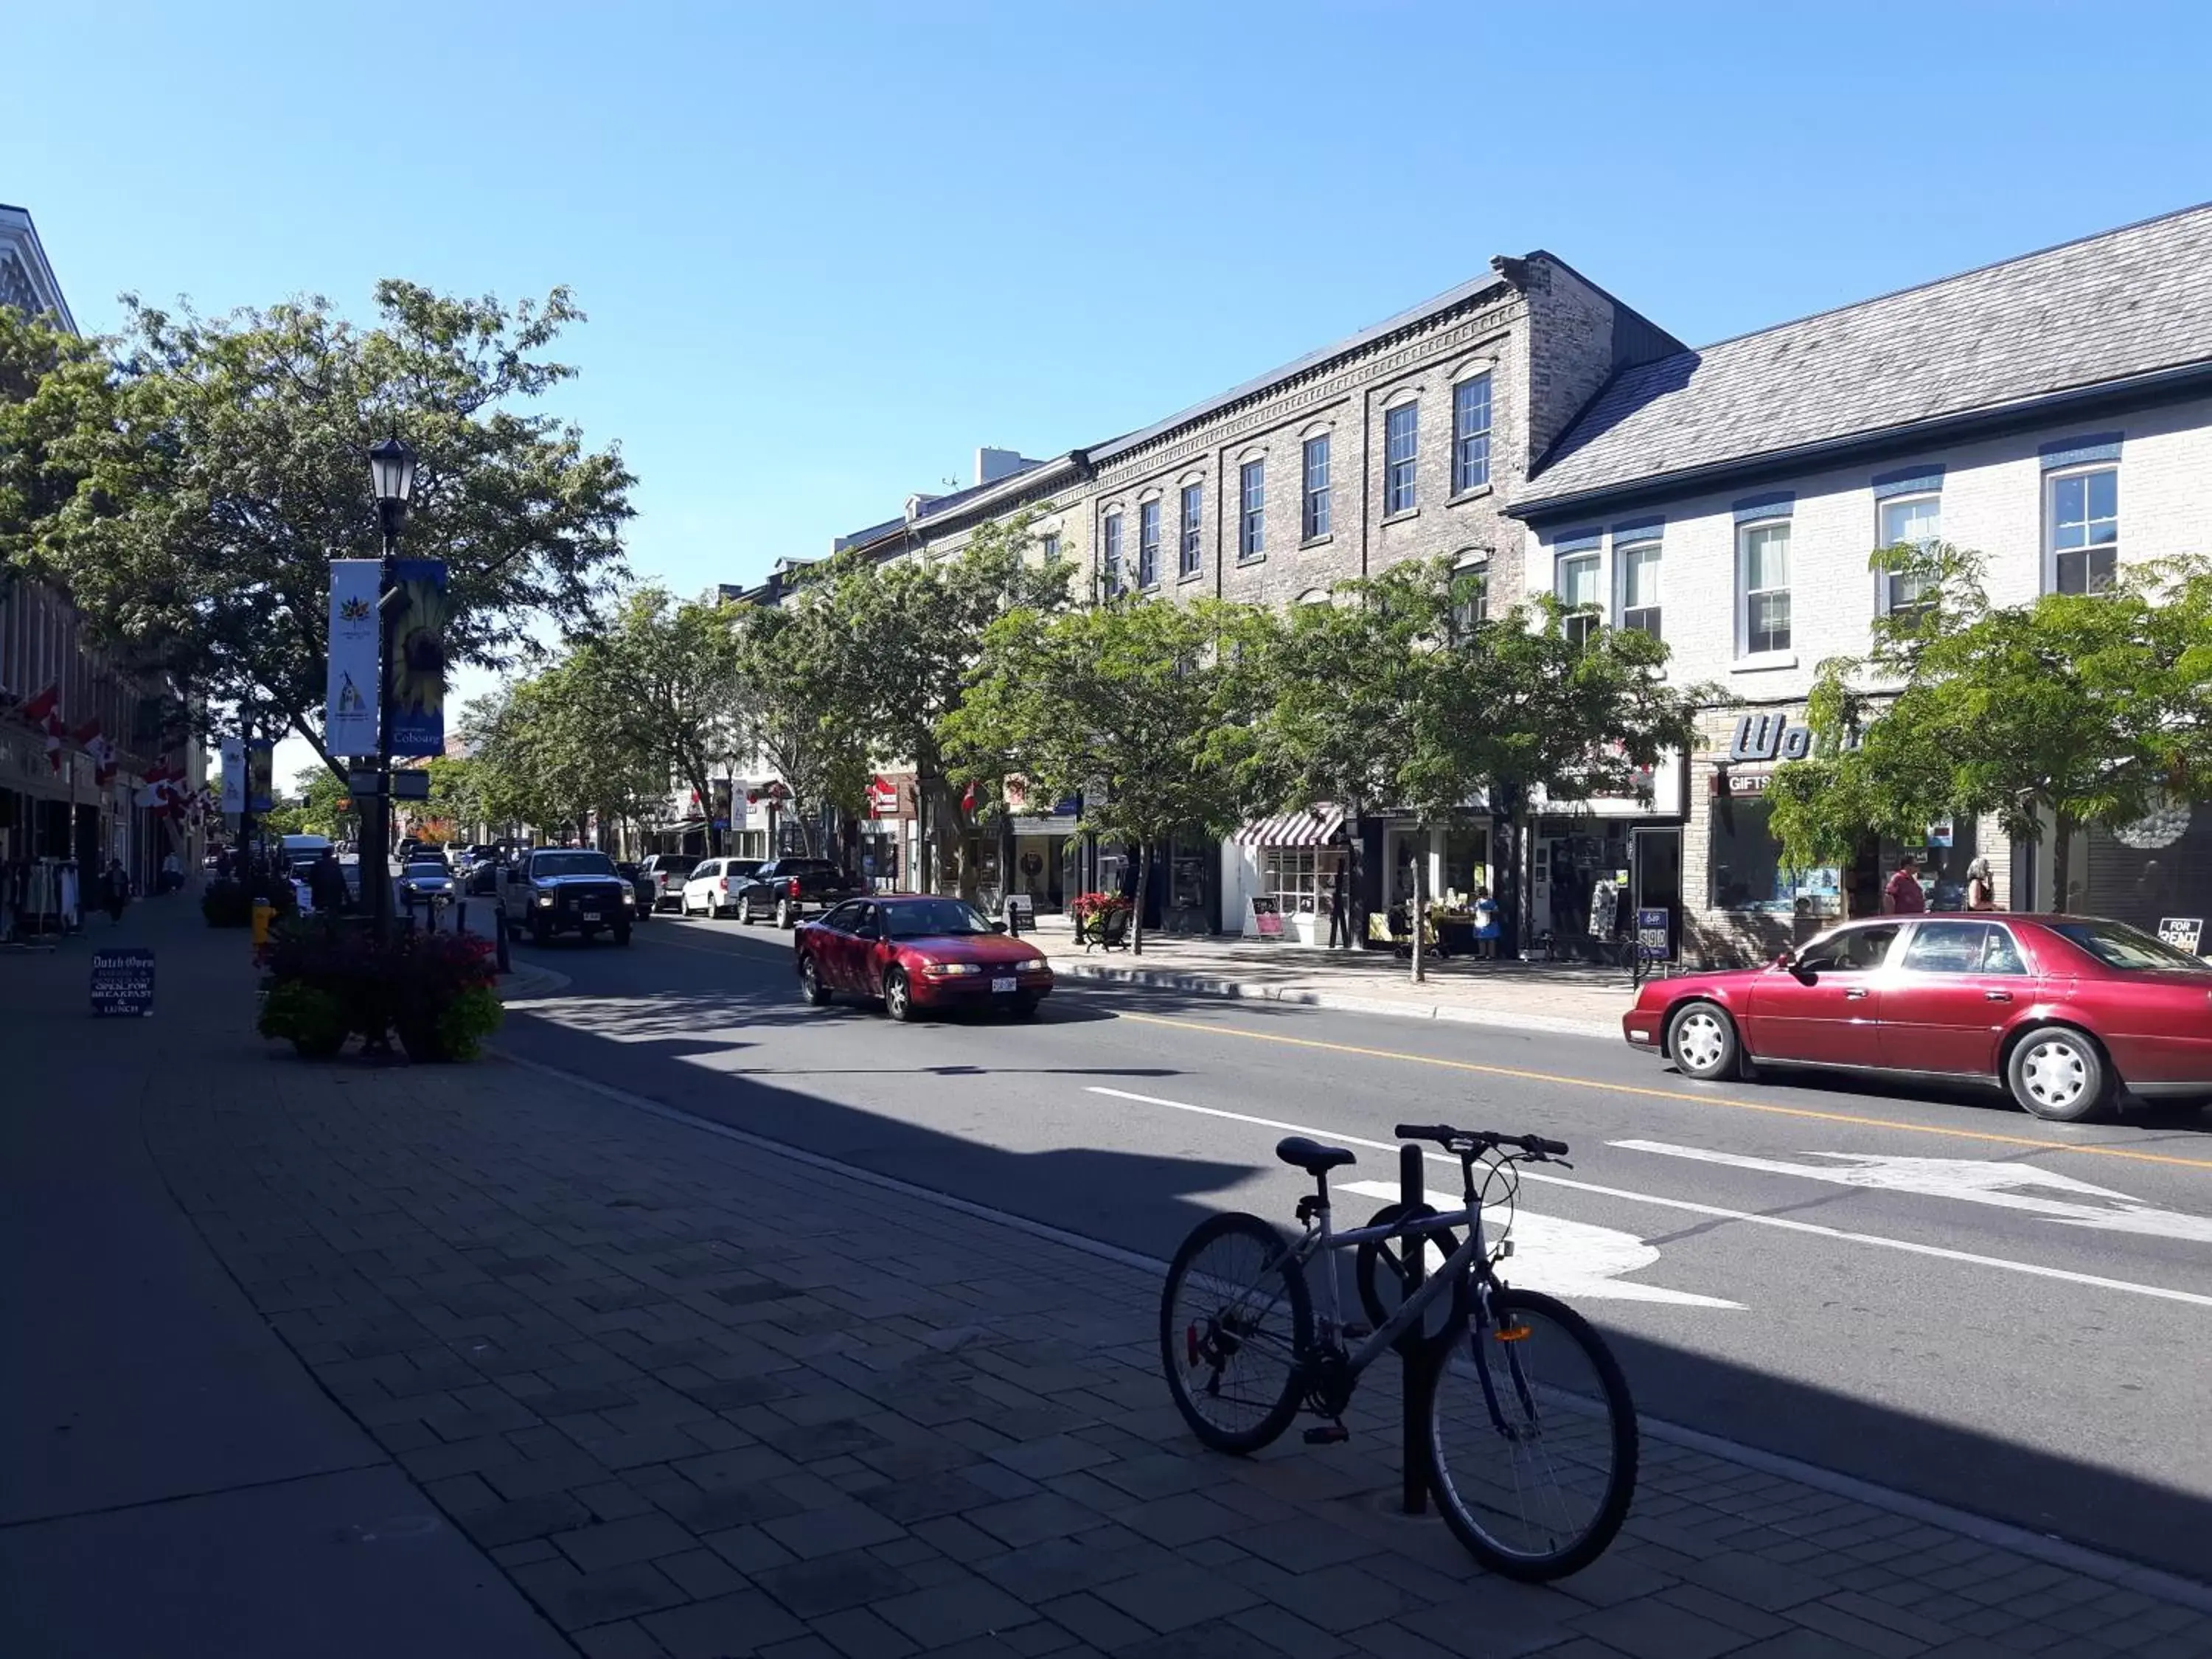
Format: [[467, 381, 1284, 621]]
[[1883, 853, 1927, 914]]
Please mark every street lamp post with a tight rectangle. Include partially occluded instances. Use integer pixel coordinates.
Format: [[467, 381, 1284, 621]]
[[365, 434, 418, 934]]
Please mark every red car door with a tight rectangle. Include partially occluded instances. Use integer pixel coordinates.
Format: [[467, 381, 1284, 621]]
[[812, 902, 865, 990], [1879, 920, 2031, 1077], [848, 902, 896, 995], [1744, 922, 1898, 1065]]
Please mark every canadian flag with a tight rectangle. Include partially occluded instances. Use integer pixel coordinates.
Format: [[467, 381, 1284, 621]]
[[74, 719, 119, 787], [22, 684, 65, 771], [136, 756, 175, 810]]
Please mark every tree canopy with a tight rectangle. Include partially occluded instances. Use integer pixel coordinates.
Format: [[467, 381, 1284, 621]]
[[2, 281, 633, 778], [1767, 544, 2212, 906]]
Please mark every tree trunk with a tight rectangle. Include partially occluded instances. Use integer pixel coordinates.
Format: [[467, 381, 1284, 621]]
[[1133, 838, 1150, 956], [2052, 810, 2076, 913], [1410, 830, 1427, 984]]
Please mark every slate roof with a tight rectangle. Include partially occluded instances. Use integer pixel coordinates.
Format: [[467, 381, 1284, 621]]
[[1520, 201, 2212, 512]]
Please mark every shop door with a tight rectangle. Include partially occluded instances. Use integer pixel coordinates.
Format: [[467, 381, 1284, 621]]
[[1630, 829, 1681, 958]]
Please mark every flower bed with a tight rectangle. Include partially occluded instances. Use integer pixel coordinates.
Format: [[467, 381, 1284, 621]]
[[257, 922, 501, 1062]]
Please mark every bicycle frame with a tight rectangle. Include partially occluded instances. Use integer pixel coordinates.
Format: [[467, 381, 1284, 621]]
[[1288, 1176, 1495, 1380]]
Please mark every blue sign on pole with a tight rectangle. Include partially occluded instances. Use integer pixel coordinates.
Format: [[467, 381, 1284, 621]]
[[1635, 907, 1672, 962], [90, 947, 156, 1018]]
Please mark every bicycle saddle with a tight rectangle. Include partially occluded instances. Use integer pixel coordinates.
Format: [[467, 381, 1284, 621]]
[[1276, 1135, 1357, 1175]]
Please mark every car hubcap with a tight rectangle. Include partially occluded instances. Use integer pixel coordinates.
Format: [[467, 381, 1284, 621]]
[[888, 978, 905, 1015], [2023, 1040, 2086, 1108], [1677, 1012, 1725, 1071], [802, 962, 818, 995]]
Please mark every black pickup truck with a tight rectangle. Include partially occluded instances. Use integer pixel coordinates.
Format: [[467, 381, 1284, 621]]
[[728, 857, 861, 928], [498, 848, 636, 945]]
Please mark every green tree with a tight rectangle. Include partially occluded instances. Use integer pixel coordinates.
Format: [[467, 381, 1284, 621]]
[[1768, 544, 2212, 908], [1247, 560, 1705, 978], [292, 765, 362, 839], [584, 587, 746, 851], [461, 657, 664, 846], [729, 601, 870, 858], [947, 595, 1267, 953], [3, 282, 633, 777], [814, 509, 1071, 896]]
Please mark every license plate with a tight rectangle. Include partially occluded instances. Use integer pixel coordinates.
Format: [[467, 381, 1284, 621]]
[[582, 910, 600, 922], [991, 976, 1016, 992]]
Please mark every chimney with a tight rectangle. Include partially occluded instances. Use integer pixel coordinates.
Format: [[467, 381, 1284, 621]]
[[975, 447, 1028, 487]]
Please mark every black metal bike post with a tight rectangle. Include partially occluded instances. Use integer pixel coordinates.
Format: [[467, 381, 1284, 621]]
[[1399, 1140, 1426, 1516]]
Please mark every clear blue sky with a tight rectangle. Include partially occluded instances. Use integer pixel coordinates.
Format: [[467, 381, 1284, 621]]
[[12, 0, 2210, 782]]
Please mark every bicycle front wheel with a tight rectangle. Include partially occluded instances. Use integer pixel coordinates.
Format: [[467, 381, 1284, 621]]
[[1423, 1286, 1637, 1579], [1159, 1212, 1312, 1454]]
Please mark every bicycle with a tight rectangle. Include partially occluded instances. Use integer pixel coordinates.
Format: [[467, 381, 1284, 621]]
[[1158, 1122, 1638, 1579]]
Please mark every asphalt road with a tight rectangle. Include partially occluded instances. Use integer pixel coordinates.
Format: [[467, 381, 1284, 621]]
[[491, 909, 2212, 1580]]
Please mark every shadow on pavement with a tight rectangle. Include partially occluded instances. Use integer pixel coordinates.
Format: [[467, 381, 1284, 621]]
[[489, 975, 2212, 1584]]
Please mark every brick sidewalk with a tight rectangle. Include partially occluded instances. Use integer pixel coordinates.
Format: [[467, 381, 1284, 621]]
[[119, 990, 2212, 1656]]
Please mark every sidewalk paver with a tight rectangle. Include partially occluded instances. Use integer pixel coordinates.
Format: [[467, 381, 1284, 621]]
[[10, 896, 2211, 1658]]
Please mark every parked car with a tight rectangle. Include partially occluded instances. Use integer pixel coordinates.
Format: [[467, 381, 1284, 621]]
[[497, 847, 634, 945], [613, 861, 655, 920], [638, 852, 701, 912], [677, 857, 763, 919], [795, 895, 1053, 1021], [731, 857, 860, 928], [1621, 914, 2212, 1122]]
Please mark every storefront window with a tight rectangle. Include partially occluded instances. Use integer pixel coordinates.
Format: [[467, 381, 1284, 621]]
[[1887, 819, 1979, 911], [1265, 848, 1321, 914], [1708, 796, 1841, 917], [1442, 826, 1486, 903]]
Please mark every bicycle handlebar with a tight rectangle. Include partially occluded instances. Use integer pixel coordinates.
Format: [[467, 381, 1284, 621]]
[[1394, 1123, 1570, 1160]]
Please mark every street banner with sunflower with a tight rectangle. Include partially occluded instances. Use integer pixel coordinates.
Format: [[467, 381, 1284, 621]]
[[387, 560, 450, 757]]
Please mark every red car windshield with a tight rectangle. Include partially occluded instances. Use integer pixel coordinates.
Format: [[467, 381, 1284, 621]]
[[884, 900, 995, 940], [2044, 919, 2206, 971]]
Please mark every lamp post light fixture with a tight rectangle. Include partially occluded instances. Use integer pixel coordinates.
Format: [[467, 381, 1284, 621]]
[[360, 433, 419, 933]]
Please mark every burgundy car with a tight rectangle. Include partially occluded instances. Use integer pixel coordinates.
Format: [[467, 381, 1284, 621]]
[[795, 895, 1054, 1021], [1622, 914, 2212, 1121]]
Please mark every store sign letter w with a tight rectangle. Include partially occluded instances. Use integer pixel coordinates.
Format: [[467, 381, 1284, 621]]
[[1728, 714, 1813, 764]]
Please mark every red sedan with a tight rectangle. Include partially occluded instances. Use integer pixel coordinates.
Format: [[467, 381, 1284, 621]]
[[794, 894, 1054, 1021], [1621, 914, 2212, 1122]]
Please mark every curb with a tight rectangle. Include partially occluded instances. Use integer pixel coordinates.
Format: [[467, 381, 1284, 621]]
[[499, 960, 570, 999], [1046, 958, 1622, 1040]]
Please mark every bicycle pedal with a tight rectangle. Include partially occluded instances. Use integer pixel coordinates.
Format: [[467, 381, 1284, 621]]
[[1303, 1425, 1351, 1445]]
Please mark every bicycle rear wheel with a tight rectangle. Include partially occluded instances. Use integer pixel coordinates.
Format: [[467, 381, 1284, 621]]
[[1422, 1286, 1637, 1579], [1159, 1212, 1311, 1454]]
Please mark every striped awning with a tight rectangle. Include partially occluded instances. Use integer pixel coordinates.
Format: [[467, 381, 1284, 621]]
[[1236, 804, 1346, 848]]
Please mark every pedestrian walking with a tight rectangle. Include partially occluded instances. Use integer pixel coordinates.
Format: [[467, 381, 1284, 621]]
[[160, 849, 182, 894], [1964, 855, 1998, 911], [103, 857, 129, 924], [310, 848, 348, 917], [1473, 886, 1500, 961], [1883, 853, 1927, 914], [1325, 853, 1350, 948]]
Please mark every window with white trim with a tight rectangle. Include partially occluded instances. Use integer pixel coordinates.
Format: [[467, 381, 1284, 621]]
[[1878, 494, 1938, 613], [1102, 513, 1122, 594], [1557, 552, 1601, 647], [1138, 499, 1162, 588], [2047, 467, 2117, 594], [1450, 553, 1488, 641], [1239, 460, 1265, 558], [1452, 373, 1492, 493], [1384, 402, 1419, 514], [1301, 434, 1332, 539], [1739, 520, 1792, 654], [1618, 543, 1660, 638], [1179, 484, 1203, 579], [1263, 848, 1320, 915], [1040, 533, 1060, 564]]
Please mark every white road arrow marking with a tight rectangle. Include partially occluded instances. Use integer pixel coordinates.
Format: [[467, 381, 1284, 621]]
[[1611, 1141, 2212, 1245], [1339, 1180, 1742, 1309]]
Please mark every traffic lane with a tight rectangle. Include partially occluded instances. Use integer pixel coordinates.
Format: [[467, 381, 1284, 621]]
[[555, 919, 2212, 1287], [647, 912, 2212, 1167], [501, 929, 2212, 1570]]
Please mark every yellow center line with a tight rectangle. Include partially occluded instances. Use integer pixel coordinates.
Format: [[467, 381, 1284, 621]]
[[1116, 1009, 2212, 1173]]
